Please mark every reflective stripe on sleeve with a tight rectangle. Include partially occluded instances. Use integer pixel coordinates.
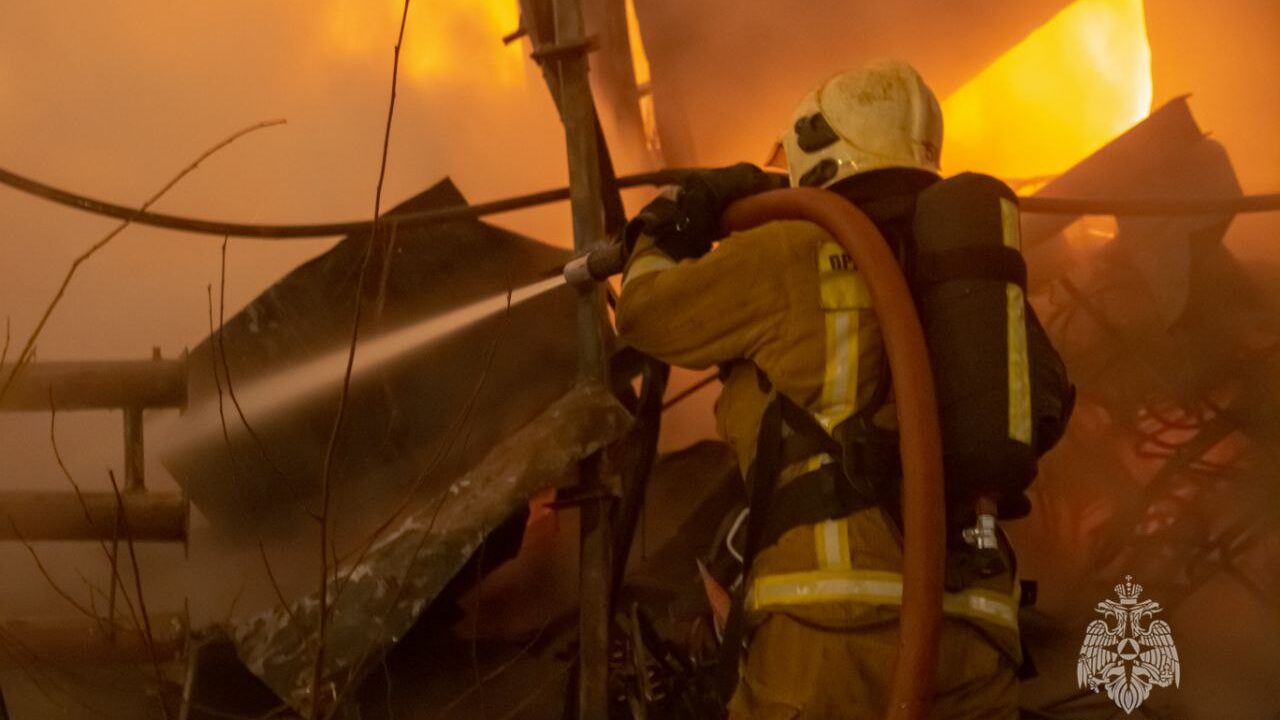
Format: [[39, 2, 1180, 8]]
[[747, 568, 1020, 631], [815, 241, 869, 431], [817, 310, 858, 431], [621, 251, 676, 289]]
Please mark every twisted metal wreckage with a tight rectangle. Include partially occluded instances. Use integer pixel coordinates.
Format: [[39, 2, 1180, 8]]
[[1, 0, 1279, 718]]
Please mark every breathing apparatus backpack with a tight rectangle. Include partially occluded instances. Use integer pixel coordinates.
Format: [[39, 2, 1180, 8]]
[[710, 172, 1074, 698], [736, 172, 1075, 575], [910, 172, 1074, 520]]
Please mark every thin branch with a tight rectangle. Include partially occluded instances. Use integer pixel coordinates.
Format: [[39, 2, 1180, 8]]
[[221, 578, 248, 627], [9, 520, 102, 622], [0, 316, 10, 367], [0, 627, 119, 720], [312, 3, 412, 716], [216, 236, 290, 480], [258, 539, 300, 627], [208, 284, 242, 487], [328, 285, 512, 714], [0, 118, 286, 407], [107, 469, 171, 720], [429, 613, 554, 720], [331, 284, 511, 607], [210, 256, 304, 650], [48, 393, 145, 636]]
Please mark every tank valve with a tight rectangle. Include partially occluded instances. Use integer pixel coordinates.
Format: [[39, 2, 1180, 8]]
[[961, 512, 999, 551], [960, 496, 1005, 578]]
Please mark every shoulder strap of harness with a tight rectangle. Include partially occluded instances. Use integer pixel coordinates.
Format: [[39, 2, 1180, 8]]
[[715, 379, 781, 701], [715, 367, 898, 700]]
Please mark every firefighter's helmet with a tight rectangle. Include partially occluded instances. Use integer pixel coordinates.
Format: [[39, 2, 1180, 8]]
[[782, 60, 943, 188]]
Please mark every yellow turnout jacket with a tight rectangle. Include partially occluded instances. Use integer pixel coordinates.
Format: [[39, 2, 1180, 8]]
[[615, 220, 1021, 663]]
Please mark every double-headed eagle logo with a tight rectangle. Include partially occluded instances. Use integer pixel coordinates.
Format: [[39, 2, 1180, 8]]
[[1077, 576, 1181, 714]]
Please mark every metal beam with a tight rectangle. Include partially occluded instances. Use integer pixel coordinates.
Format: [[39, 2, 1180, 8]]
[[123, 407, 147, 492], [0, 491, 187, 542], [0, 359, 186, 412], [0, 613, 186, 665], [536, 0, 615, 716]]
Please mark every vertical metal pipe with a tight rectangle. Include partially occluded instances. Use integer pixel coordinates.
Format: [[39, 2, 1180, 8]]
[[549, 0, 613, 717], [123, 406, 146, 492]]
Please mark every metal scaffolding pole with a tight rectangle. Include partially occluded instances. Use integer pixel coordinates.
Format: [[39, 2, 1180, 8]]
[[542, 0, 613, 716]]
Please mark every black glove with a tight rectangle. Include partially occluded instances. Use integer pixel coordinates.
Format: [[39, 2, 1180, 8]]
[[625, 163, 786, 261]]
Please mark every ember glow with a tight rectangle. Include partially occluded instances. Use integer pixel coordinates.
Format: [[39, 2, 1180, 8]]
[[323, 0, 525, 86], [941, 0, 1153, 180]]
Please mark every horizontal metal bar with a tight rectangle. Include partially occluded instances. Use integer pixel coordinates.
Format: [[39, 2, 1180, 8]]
[[0, 358, 186, 412], [0, 491, 187, 542], [1019, 193, 1280, 216], [0, 613, 186, 665]]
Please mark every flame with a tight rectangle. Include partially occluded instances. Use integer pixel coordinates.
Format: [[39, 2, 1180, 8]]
[[625, 0, 662, 154], [624, 0, 651, 88], [323, 0, 524, 86], [941, 0, 1153, 179]]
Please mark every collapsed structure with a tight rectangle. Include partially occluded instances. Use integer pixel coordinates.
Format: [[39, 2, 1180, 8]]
[[0, 0, 1277, 718]]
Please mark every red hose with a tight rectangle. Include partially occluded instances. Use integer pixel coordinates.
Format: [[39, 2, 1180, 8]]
[[723, 188, 946, 720]]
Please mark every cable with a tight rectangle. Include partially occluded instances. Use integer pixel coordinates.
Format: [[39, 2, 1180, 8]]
[[3, 163, 1278, 240], [0, 166, 701, 239]]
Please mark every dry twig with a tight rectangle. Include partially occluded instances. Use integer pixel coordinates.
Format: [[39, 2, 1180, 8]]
[[258, 539, 301, 628], [208, 284, 242, 486], [48, 394, 144, 635], [8, 520, 102, 622], [0, 627, 119, 719], [0, 118, 286, 407], [1, 316, 10, 367], [311, 3, 412, 716], [216, 236, 290, 480], [429, 613, 554, 720], [330, 283, 511, 607], [107, 469, 170, 720]]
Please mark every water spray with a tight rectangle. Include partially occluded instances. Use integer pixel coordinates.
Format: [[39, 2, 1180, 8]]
[[163, 275, 568, 454]]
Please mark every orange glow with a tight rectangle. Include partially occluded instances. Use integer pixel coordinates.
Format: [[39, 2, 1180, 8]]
[[624, 0, 651, 88], [323, 0, 524, 86], [941, 0, 1153, 179], [625, 0, 662, 155]]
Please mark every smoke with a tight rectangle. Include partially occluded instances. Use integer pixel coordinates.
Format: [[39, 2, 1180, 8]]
[[1, 1, 1278, 717], [0, 3, 576, 716]]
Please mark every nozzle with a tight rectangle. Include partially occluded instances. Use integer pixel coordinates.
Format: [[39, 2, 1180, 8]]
[[563, 242, 628, 286]]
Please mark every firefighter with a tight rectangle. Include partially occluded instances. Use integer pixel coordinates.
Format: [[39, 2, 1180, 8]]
[[615, 60, 1046, 719]]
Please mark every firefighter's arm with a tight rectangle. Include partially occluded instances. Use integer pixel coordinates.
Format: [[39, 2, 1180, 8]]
[[614, 231, 786, 369]]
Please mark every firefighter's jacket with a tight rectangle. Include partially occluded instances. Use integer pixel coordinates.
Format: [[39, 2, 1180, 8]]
[[614, 216, 1022, 667]]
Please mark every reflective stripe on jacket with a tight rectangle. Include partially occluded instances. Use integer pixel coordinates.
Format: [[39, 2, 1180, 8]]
[[615, 219, 1021, 663]]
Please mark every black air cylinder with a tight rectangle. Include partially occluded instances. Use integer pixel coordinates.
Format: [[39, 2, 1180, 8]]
[[912, 173, 1044, 514]]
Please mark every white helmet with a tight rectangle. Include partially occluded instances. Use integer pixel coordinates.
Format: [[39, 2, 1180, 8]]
[[782, 60, 943, 188]]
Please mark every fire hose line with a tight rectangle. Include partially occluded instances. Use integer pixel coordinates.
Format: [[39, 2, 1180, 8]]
[[723, 188, 946, 720], [1, 163, 1278, 240]]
